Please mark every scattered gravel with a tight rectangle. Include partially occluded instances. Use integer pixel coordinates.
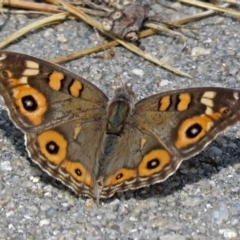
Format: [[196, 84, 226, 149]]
[[0, 1, 240, 239]]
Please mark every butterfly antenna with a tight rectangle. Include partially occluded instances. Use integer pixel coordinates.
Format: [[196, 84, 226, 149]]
[[93, 28, 124, 88]]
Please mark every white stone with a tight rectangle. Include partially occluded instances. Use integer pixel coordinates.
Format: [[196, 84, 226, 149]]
[[191, 47, 211, 57], [219, 229, 237, 238], [0, 161, 12, 171], [39, 219, 50, 227], [132, 68, 144, 76]]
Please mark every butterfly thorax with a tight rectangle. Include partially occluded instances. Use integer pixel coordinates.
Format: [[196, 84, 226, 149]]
[[106, 85, 135, 135]]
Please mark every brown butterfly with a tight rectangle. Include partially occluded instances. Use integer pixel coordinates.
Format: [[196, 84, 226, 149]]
[[0, 50, 239, 200]]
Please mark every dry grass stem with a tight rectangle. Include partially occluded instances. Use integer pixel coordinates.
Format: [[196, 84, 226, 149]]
[[224, 0, 240, 6], [174, 3, 230, 25], [145, 22, 187, 44], [178, 0, 240, 17], [0, 9, 53, 15], [82, 0, 113, 13], [50, 41, 119, 64], [3, 0, 60, 13], [77, 7, 107, 17], [0, 12, 68, 49]]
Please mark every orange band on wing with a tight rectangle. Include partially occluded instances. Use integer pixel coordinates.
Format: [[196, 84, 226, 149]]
[[177, 93, 191, 111], [104, 168, 136, 186], [69, 80, 83, 97], [159, 95, 170, 111], [48, 71, 64, 91], [64, 160, 93, 187]]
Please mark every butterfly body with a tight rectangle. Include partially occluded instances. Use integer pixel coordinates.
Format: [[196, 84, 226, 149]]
[[0, 51, 240, 200]]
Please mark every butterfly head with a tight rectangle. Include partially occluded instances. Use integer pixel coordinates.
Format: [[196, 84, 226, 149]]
[[112, 84, 135, 104]]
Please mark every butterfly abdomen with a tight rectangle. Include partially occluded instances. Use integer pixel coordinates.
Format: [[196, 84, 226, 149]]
[[99, 98, 131, 177], [97, 91, 134, 186]]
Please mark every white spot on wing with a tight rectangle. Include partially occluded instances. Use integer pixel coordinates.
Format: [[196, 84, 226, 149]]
[[205, 106, 213, 115], [233, 92, 239, 100], [0, 53, 7, 61], [202, 91, 216, 99], [73, 125, 82, 140], [25, 60, 39, 69], [19, 77, 28, 84], [201, 98, 214, 107], [140, 137, 147, 150], [22, 69, 39, 76]]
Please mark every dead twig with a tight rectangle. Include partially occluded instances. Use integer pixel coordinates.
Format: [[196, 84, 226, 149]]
[[0, 12, 69, 49], [178, 0, 240, 18], [224, 0, 240, 6], [3, 0, 60, 13], [0, 9, 53, 15], [50, 40, 119, 64]]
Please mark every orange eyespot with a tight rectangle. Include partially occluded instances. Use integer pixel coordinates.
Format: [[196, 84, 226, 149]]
[[104, 168, 136, 186], [175, 115, 213, 149], [64, 160, 93, 187], [37, 130, 67, 164], [138, 149, 171, 177], [13, 85, 47, 125]]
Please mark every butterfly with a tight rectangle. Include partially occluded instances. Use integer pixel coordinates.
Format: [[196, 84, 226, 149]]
[[0, 50, 240, 201]]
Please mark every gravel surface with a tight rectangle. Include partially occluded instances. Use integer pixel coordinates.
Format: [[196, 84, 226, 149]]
[[0, 1, 240, 239]]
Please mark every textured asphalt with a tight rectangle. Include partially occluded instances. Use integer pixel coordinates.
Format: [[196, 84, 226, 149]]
[[0, 1, 240, 239]]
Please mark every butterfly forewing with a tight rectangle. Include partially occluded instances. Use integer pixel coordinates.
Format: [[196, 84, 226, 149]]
[[134, 88, 240, 158], [0, 51, 108, 133]]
